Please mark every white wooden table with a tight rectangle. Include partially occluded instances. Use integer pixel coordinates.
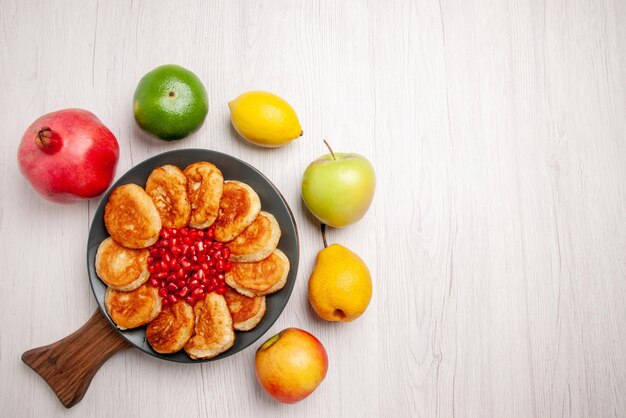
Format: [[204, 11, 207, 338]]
[[1, 1, 625, 417]]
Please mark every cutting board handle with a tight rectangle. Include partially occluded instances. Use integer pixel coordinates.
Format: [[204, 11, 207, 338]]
[[21, 309, 132, 408]]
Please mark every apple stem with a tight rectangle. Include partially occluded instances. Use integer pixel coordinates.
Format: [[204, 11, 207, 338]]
[[323, 139, 336, 160], [321, 223, 328, 248]]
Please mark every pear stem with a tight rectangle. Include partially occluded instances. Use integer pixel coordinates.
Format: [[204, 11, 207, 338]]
[[321, 223, 328, 248], [323, 139, 336, 160]]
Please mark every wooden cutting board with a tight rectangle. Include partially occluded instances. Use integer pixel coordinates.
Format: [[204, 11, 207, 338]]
[[22, 310, 132, 408]]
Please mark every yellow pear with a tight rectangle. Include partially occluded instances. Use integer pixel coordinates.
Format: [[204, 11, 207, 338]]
[[308, 243, 372, 322]]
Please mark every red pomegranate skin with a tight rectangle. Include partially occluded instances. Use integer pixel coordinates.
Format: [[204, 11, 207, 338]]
[[17, 109, 119, 203]]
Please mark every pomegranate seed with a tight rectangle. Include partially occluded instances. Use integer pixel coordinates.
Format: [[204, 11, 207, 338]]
[[147, 224, 244, 304]]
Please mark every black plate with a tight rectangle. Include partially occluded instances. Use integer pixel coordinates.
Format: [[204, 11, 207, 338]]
[[87, 149, 299, 363]]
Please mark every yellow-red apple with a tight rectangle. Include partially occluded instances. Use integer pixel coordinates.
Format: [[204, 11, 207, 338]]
[[254, 328, 328, 403]]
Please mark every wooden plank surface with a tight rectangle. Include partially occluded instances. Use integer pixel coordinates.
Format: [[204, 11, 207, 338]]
[[1, 0, 625, 416]]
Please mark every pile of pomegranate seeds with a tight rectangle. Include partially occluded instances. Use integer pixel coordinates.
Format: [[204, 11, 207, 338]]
[[147, 226, 233, 307]]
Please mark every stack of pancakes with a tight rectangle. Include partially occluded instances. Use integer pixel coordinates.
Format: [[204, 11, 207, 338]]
[[96, 162, 290, 360]]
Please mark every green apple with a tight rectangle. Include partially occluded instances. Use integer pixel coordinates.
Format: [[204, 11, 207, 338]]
[[301, 144, 375, 228]]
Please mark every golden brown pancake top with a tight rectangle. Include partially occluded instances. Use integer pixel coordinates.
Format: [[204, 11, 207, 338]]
[[184, 293, 234, 358], [145, 165, 191, 229], [106, 285, 159, 329], [184, 162, 223, 228], [104, 184, 161, 249], [224, 288, 263, 323], [216, 182, 252, 229], [226, 213, 272, 255], [146, 301, 194, 353], [228, 251, 288, 292], [96, 237, 148, 287]]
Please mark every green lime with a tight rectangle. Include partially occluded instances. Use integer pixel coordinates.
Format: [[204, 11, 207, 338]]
[[133, 64, 208, 141]]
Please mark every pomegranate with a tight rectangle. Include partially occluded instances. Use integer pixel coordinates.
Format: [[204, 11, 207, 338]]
[[17, 109, 119, 203]]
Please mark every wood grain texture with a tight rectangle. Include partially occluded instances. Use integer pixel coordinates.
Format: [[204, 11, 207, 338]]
[[1, 0, 625, 417], [21, 310, 132, 408]]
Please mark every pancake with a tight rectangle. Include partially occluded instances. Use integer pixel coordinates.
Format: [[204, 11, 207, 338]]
[[145, 164, 191, 228], [226, 211, 281, 263], [184, 293, 235, 359], [95, 237, 149, 291], [184, 162, 223, 229], [104, 284, 161, 330], [146, 301, 195, 354], [224, 288, 266, 331], [104, 184, 161, 249], [214, 180, 261, 242], [225, 249, 290, 297]]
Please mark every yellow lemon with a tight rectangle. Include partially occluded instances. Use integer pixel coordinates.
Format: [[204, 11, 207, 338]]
[[228, 91, 303, 147], [308, 244, 372, 322]]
